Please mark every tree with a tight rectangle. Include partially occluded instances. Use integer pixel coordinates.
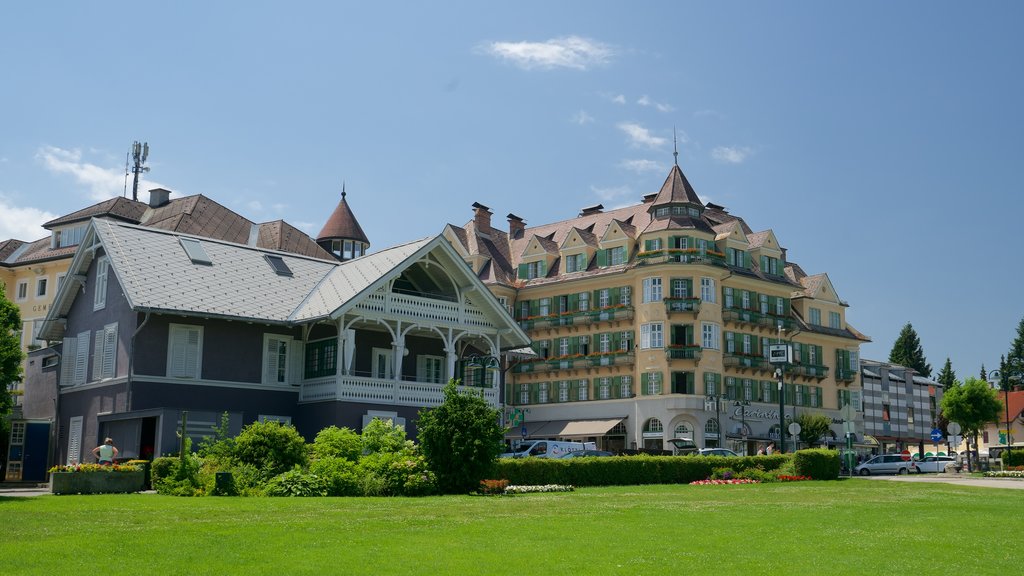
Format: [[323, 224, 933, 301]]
[[361, 417, 408, 455], [888, 322, 931, 377], [941, 377, 1001, 470], [0, 292, 22, 419], [1005, 316, 1024, 387], [417, 379, 506, 494], [979, 364, 987, 382], [795, 412, 833, 447], [936, 358, 957, 390]]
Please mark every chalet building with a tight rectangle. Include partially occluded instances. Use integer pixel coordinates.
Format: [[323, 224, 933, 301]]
[[32, 215, 527, 466], [445, 162, 870, 454]]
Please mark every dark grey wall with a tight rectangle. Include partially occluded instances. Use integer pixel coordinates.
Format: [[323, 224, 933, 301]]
[[295, 400, 423, 441], [57, 381, 128, 464], [22, 347, 59, 420]]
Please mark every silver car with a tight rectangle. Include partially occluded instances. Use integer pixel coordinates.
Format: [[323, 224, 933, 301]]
[[854, 454, 912, 476], [910, 456, 956, 474]]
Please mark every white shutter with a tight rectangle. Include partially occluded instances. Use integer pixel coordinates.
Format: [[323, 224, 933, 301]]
[[416, 356, 426, 382], [66, 416, 83, 465], [102, 323, 118, 378], [60, 337, 77, 386], [263, 336, 280, 384], [92, 329, 103, 381], [288, 340, 303, 385], [74, 331, 90, 385], [168, 324, 202, 379], [93, 257, 108, 310]]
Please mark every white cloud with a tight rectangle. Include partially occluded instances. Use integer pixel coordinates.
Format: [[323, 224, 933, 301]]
[[619, 159, 663, 174], [35, 145, 168, 202], [637, 95, 673, 112], [481, 36, 614, 70], [0, 195, 56, 241], [590, 185, 632, 203], [612, 94, 626, 104], [571, 110, 594, 125], [711, 146, 753, 164], [617, 123, 667, 149]]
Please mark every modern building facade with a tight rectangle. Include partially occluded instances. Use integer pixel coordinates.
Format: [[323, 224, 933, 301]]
[[859, 359, 943, 456], [445, 163, 869, 453]]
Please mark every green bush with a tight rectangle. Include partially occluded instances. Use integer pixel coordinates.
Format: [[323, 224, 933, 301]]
[[150, 457, 178, 485], [792, 449, 840, 480], [361, 418, 408, 455], [492, 454, 791, 487], [233, 420, 308, 478], [309, 457, 362, 496], [1003, 450, 1024, 467], [197, 412, 236, 463], [311, 426, 362, 462], [228, 464, 267, 497], [265, 468, 328, 497], [152, 453, 205, 496], [357, 449, 436, 496]]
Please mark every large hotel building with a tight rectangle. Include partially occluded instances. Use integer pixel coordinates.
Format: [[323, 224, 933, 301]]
[[445, 162, 870, 454]]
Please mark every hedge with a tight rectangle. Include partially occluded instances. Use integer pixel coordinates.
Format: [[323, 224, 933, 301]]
[[491, 454, 790, 486], [791, 449, 840, 480], [1004, 450, 1024, 467]]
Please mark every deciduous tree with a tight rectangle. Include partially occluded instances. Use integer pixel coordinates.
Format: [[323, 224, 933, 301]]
[[795, 412, 833, 447], [941, 376, 1001, 469]]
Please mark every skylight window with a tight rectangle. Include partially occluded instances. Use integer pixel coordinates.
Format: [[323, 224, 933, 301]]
[[179, 238, 212, 265], [264, 254, 293, 276]]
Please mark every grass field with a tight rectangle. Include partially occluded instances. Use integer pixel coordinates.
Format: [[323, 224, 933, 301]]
[[0, 479, 1016, 575]]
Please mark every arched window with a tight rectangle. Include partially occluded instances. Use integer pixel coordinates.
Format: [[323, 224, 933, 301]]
[[704, 418, 720, 448], [769, 424, 781, 439], [642, 418, 664, 451], [644, 418, 664, 433], [674, 423, 692, 438]]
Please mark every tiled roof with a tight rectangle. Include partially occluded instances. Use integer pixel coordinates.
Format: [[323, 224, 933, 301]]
[[144, 195, 251, 244], [317, 191, 369, 245], [747, 231, 771, 249], [649, 164, 703, 207], [0, 239, 25, 263], [5, 237, 78, 265], [1005, 390, 1024, 424], [257, 220, 333, 259], [642, 215, 716, 235], [43, 197, 148, 228], [567, 227, 599, 248]]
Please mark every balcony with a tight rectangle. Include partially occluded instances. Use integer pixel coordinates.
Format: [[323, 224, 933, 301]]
[[299, 374, 499, 407], [665, 297, 701, 315], [587, 351, 635, 368], [666, 345, 702, 361], [790, 364, 830, 380], [518, 305, 634, 332], [722, 307, 764, 327], [513, 351, 635, 374], [723, 353, 772, 372], [759, 315, 796, 332], [636, 249, 727, 267], [836, 367, 857, 382]]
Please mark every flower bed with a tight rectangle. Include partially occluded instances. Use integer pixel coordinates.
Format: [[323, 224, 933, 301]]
[[690, 479, 760, 485], [983, 470, 1024, 478], [776, 475, 813, 482], [504, 484, 574, 494], [50, 463, 145, 495]]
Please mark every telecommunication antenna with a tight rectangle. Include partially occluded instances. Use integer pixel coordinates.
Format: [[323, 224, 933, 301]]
[[129, 141, 150, 201]]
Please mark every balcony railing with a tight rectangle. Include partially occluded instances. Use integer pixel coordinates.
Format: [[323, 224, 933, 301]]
[[636, 249, 727, 267], [723, 354, 772, 372], [299, 374, 499, 407], [722, 308, 764, 326], [513, 351, 635, 373], [665, 298, 701, 314], [790, 364, 830, 379], [518, 306, 633, 331], [836, 367, 857, 381], [666, 345, 702, 361]]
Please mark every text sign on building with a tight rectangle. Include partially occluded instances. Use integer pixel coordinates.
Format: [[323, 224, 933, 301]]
[[768, 344, 791, 364]]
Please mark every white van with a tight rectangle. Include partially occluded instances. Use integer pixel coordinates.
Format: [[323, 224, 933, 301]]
[[500, 440, 596, 459]]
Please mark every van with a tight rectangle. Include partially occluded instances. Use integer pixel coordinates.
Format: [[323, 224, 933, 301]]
[[500, 440, 596, 459], [853, 454, 912, 476]]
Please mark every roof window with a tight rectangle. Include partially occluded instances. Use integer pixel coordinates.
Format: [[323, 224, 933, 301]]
[[179, 238, 212, 265], [264, 254, 293, 276]]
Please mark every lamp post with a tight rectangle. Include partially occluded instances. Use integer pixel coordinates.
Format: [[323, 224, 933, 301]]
[[990, 370, 1012, 462], [734, 400, 750, 455], [706, 393, 721, 448], [775, 367, 785, 454]]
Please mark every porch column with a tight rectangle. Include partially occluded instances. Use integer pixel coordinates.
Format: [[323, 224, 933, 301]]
[[392, 337, 406, 381], [344, 328, 356, 375]]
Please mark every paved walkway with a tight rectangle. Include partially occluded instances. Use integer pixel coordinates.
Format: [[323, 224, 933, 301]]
[[0, 485, 52, 497], [860, 472, 1024, 490]]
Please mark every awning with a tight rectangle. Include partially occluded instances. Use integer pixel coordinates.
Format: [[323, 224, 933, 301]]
[[505, 418, 625, 439]]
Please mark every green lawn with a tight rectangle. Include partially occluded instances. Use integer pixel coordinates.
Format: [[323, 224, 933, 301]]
[[0, 479, 1016, 575]]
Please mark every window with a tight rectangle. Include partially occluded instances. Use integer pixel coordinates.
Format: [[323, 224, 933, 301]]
[[620, 376, 633, 398], [558, 337, 570, 356], [94, 257, 109, 310], [620, 331, 633, 352], [259, 415, 292, 425], [16, 281, 28, 301], [559, 381, 570, 402], [66, 416, 83, 465], [598, 289, 610, 308], [849, 350, 859, 372], [56, 273, 67, 290], [760, 294, 769, 314], [725, 332, 735, 354], [577, 380, 588, 401], [578, 292, 589, 312], [741, 290, 751, 309], [642, 277, 662, 303], [565, 253, 586, 273], [264, 255, 293, 276], [723, 287, 733, 308], [578, 335, 589, 355], [744, 379, 754, 401], [263, 335, 293, 385], [795, 385, 804, 406], [647, 238, 663, 251], [558, 296, 568, 314], [671, 279, 689, 298], [417, 355, 444, 384], [644, 372, 663, 395], [598, 333, 611, 353], [598, 377, 611, 400], [538, 383, 549, 404], [704, 372, 720, 395], [700, 277, 716, 302], [742, 334, 752, 355], [776, 297, 784, 316], [305, 339, 338, 379], [523, 260, 545, 280], [36, 278, 48, 298], [519, 301, 530, 320], [829, 311, 841, 329], [674, 423, 692, 438], [809, 308, 821, 326], [762, 381, 773, 402], [343, 240, 354, 260], [180, 238, 212, 265], [90, 323, 118, 381], [641, 323, 664, 349], [168, 324, 203, 379], [655, 207, 670, 217], [621, 286, 632, 306], [610, 246, 627, 265], [60, 332, 92, 386], [538, 298, 550, 316], [810, 387, 819, 408], [705, 419, 720, 447], [520, 386, 530, 405], [701, 322, 720, 350], [809, 346, 817, 366]]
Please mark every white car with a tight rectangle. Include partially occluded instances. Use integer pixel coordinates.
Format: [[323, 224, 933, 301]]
[[910, 456, 956, 474]]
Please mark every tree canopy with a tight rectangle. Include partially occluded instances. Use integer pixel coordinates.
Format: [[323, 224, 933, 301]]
[[0, 292, 23, 418], [795, 412, 833, 447], [1005, 316, 1024, 388], [940, 377, 1001, 439], [888, 322, 931, 377], [936, 358, 957, 390]]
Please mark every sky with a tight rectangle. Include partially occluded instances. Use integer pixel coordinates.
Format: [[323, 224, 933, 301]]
[[1, 1, 1022, 382]]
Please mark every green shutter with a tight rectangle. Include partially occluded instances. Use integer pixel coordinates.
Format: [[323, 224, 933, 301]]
[[597, 249, 608, 267], [538, 260, 547, 277], [610, 287, 621, 305], [641, 372, 649, 395], [518, 263, 528, 279], [567, 293, 578, 311]]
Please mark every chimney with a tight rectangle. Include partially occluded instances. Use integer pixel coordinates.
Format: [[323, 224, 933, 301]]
[[472, 202, 492, 234], [642, 192, 658, 204], [148, 188, 171, 208], [579, 204, 604, 217], [507, 213, 525, 240]]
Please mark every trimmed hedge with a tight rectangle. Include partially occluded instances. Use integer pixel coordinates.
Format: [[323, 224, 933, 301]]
[[792, 449, 841, 480], [1004, 450, 1024, 467], [491, 454, 790, 487]]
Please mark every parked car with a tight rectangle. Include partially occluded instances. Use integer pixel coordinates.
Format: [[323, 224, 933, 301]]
[[854, 454, 912, 476], [697, 448, 739, 457], [910, 456, 956, 474], [559, 450, 615, 458], [668, 438, 699, 455]]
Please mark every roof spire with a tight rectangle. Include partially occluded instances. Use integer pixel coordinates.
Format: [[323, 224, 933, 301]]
[[341, 181, 346, 200], [673, 127, 679, 166]]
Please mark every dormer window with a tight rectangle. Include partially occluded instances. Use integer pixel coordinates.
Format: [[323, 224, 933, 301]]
[[655, 207, 670, 218], [51, 224, 87, 249], [564, 253, 587, 273], [519, 260, 546, 280]]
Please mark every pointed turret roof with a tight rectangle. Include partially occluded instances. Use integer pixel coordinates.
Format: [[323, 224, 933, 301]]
[[317, 188, 369, 246], [649, 164, 703, 209]]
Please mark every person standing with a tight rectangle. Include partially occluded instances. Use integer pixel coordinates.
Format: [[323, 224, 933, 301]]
[[92, 438, 119, 465], [766, 442, 775, 455]]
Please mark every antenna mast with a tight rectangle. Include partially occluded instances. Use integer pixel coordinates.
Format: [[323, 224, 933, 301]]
[[130, 141, 150, 201]]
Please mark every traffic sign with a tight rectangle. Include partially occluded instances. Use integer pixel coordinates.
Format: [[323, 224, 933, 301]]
[[900, 450, 911, 461], [930, 428, 943, 442], [948, 435, 962, 446], [947, 422, 962, 435], [788, 422, 802, 435], [769, 344, 792, 364]]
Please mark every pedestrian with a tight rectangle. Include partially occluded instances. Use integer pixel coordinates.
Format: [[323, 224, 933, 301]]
[[756, 446, 765, 456], [92, 437, 119, 465], [765, 442, 775, 455]]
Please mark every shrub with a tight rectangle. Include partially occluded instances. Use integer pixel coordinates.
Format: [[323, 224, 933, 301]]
[[478, 479, 509, 495], [1003, 450, 1024, 467], [735, 467, 776, 483], [150, 456, 178, 485], [417, 380, 506, 494], [309, 456, 362, 496], [311, 426, 362, 462], [792, 449, 841, 480], [357, 449, 436, 496], [152, 453, 204, 496], [197, 412, 236, 463], [265, 468, 328, 497], [229, 464, 268, 497], [233, 420, 308, 478], [361, 418, 408, 455]]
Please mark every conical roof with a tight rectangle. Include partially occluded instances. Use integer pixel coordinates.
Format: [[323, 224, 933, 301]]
[[649, 164, 703, 208], [317, 190, 369, 246]]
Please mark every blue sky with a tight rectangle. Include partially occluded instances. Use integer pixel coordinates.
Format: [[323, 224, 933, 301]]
[[1, 2, 1021, 381]]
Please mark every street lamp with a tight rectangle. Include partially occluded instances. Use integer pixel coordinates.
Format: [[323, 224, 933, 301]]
[[706, 393, 721, 448], [990, 369, 1013, 462], [734, 400, 750, 455], [464, 354, 501, 388]]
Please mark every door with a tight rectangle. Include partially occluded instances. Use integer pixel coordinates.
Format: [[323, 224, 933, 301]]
[[22, 423, 51, 482], [372, 347, 394, 380]]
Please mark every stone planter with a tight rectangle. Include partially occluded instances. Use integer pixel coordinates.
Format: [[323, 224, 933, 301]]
[[51, 471, 145, 495]]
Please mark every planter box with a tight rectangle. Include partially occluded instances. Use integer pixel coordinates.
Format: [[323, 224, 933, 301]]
[[51, 471, 145, 495]]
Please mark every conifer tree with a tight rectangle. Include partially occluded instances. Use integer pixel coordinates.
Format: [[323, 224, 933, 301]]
[[1006, 316, 1024, 387], [888, 322, 932, 377], [936, 358, 957, 390]]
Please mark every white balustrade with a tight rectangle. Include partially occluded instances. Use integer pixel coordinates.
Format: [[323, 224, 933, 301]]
[[300, 374, 499, 407]]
